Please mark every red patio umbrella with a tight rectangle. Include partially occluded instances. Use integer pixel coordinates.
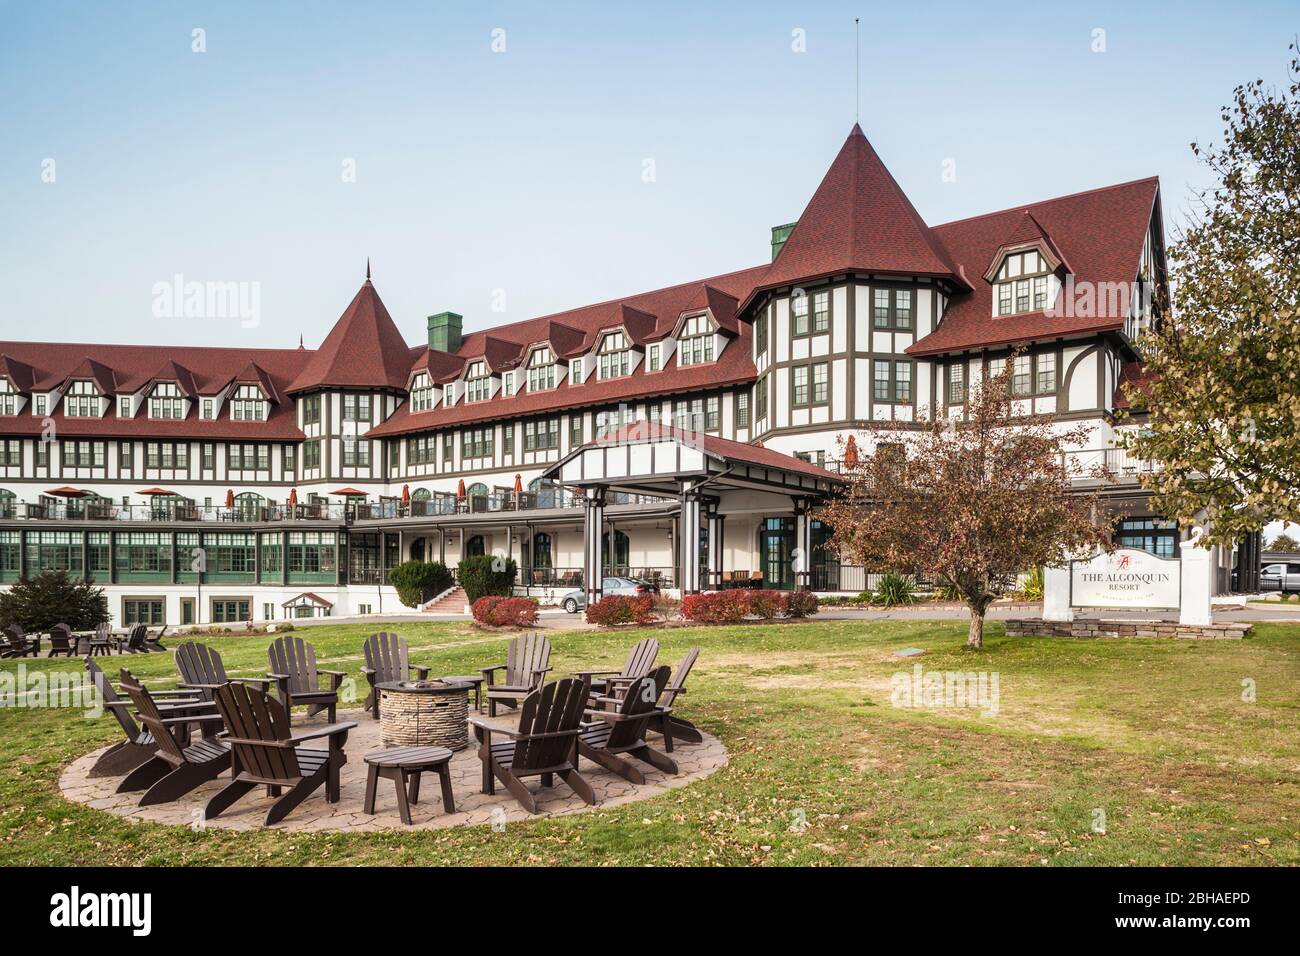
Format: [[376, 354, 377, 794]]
[[136, 487, 175, 496], [287, 487, 298, 507], [330, 487, 368, 497], [513, 474, 523, 494], [456, 478, 466, 499], [45, 486, 87, 498], [843, 435, 859, 468], [400, 484, 411, 507], [225, 488, 234, 508]]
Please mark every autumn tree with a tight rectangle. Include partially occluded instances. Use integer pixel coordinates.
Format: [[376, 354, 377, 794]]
[[819, 362, 1110, 649], [1122, 44, 1300, 544], [1268, 532, 1300, 552]]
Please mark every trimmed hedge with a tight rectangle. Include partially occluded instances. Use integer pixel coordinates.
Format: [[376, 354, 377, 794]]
[[586, 594, 655, 626], [471, 596, 539, 627], [681, 588, 819, 624], [388, 560, 454, 608], [457, 555, 517, 604]]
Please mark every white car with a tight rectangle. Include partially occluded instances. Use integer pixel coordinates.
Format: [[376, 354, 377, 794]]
[[560, 577, 655, 613]]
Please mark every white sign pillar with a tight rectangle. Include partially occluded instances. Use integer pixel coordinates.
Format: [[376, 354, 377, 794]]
[[1179, 532, 1214, 626], [1042, 563, 1074, 621]]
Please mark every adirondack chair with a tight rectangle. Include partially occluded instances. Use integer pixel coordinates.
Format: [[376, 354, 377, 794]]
[[2, 624, 38, 658], [116, 669, 230, 806], [596, 646, 701, 751], [469, 677, 595, 814], [204, 682, 355, 826], [175, 641, 271, 702], [45, 624, 75, 658], [578, 668, 677, 784], [84, 658, 209, 777], [266, 636, 345, 721], [575, 637, 659, 696], [120, 624, 150, 653], [146, 626, 167, 652], [481, 633, 552, 717], [361, 632, 431, 720]]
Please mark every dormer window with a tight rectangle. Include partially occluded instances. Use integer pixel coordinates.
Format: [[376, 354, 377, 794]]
[[149, 382, 186, 419], [230, 384, 268, 421], [994, 250, 1052, 316], [597, 331, 631, 380], [410, 373, 435, 412], [464, 361, 491, 403], [527, 348, 556, 392], [569, 359, 582, 384], [678, 315, 714, 366], [0, 380, 17, 416], [119, 397, 131, 418], [502, 372, 515, 397], [63, 381, 101, 417]]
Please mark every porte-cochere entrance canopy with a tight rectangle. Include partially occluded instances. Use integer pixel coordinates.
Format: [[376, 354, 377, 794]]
[[542, 422, 842, 601]]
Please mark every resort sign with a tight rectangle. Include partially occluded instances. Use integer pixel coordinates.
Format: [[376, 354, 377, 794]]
[[1070, 548, 1180, 609]]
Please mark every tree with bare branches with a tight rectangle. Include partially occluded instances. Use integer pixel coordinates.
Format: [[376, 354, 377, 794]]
[[819, 363, 1111, 648]]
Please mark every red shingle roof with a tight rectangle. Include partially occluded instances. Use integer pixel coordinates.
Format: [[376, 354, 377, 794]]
[[908, 177, 1159, 356], [287, 279, 415, 394], [742, 125, 965, 308]]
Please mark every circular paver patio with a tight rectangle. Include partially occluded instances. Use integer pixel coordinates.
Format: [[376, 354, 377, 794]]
[[59, 708, 728, 831]]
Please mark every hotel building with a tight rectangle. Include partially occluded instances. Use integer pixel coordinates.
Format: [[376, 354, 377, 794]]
[[2, 125, 1229, 626]]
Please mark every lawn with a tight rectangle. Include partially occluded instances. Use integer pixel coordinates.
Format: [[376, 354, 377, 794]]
[[1, 618, 1297, 866]]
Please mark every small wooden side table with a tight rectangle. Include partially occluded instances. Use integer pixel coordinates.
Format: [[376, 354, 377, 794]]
[[362, 746, 456, 824]]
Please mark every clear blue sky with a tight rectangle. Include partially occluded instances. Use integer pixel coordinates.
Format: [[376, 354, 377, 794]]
[[1, 1, 1294, 349]]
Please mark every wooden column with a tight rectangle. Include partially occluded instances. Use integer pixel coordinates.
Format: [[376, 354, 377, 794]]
[[583, 487, 605, 606]]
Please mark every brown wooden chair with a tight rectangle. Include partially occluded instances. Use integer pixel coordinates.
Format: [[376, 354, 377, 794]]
[[361, 632, 430, 720], [145, 626, 168, 652], [3, 624, 38, 657], [45, 624, 75, 658], [481, 632, 551, 717], [115, 669, 230, 806], [175, 641, 271, 702], [267, 636, 345, 721], [597, 647, 701, 752], [579, 669, 677, 784], [85, 657, 209, 777], [575, 637, 659, 696], [469, 677, 595, 814], [120, 624, 151, 653], [204, 682, 355, 826]]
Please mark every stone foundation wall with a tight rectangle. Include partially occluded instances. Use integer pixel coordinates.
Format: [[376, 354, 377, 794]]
[[1006, 619, 1251, 640]]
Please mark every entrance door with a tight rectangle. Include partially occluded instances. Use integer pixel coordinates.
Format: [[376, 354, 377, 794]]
[[760, 518, 795, 590]]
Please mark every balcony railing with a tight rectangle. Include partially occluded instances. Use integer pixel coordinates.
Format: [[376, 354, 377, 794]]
[[0, 500, 350, 524], [1062, 447, 1158, 481]]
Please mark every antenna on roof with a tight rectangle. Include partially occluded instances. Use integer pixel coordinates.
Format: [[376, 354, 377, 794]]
[[854, 17, 860, 124], [298, 333, 304, 349], [366, 257, 371, 281]]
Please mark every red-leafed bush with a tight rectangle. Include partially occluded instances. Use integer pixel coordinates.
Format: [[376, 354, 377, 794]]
[[472, 595, 539, 627], [585, 594, 654, 626], [746, 589, 789, 620], [681, 590, 749, 624], [785, 589, 820, 618]]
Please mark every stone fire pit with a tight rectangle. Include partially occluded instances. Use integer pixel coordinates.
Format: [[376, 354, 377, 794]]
[[376, 680, 471, 751]]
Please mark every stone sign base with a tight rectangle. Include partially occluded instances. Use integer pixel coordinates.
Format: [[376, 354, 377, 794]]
[[1007, 618, 1251, 640]]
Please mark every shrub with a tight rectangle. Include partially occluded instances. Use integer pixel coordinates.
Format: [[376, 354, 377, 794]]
[[1018, 566, 1045, 601], [586, 594, 654, 626], [0, 570, 109, 633], [389, 560, 454, 608], [786, 590, 820, 618], [651, 593, 682, 622], [747, 589, 789, 620], [457, 555, 517, 604], [933, 575, 963, 602], [472, 595, 538, 627], [681, 590, 749, 624], [872, 573, 916, 607]]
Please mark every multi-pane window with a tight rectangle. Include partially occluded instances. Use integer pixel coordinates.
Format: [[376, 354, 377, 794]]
[[343, 394, 372, 422], [201, 443, 214, 470], [873, 360, 913, 403], [1036, 353, 1057, 394], [64, 440, 107, 468], [755, 377, 768, 421], [212, 599, 251, 623], [1010, 353, 1057, 397], [873, 288, 914, 330], [115, 533, 172, 580], [227, 443, 268, 471], [303, 440, 321, 469], [994, 250, 1053, 316], [595, 406, 633, 440], [736, 391, 750, 428], [812, 290, 830, 332], [947, 363, 966, 404], [524, 418, 560, 451], [201, 399, 214, 419], [148, 382, 185, 419], [463, 361, 491, 403], [792, 367, 810, 406], [754, 304, 768, 356], [792, 364, 828, 406], [502, 424, 514, 455], [597, 331, 631, 380], [283, 444, 295, 474], [63, 381, 100, 417], [117, 397, 130, 418], [34, 395, 46, 416], [678, 315, 714, 366], [0, 439, 22, 466], [410, 373, 434, 412], [501, 372, 515, 397], [569, 359, 582, 384], [461, 427, 493, 459], [791, 292, 809, 336], [812, 363, 828, 404], [1012, 355, 1033, 396], [302, 395, 322, 425], [230, 385, 267, 421], [647, 344, 661, 372], [342, 438, 370, 467], [705, 395, 721, 431], [406, 436, 436, 465], [287, 532, 337, 580], [569, 414, 583, 447], [122, 600, 166, 626], [0, 380, 17, 416], [526, 349, 556, 392], [442, 434, 453, 466]]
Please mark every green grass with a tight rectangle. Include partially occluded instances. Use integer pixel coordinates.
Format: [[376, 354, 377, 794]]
[[2, 618, 1298, 866]]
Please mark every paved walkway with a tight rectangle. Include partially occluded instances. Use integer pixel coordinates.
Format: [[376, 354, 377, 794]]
[[59, 708, 727, 832]]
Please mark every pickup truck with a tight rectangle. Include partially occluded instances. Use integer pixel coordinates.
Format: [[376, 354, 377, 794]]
[[1260, 561, 1300, 594]]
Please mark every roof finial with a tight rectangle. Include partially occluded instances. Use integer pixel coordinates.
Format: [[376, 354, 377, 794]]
[[298, 333, 304, 349], [366, 257, 371, 282]]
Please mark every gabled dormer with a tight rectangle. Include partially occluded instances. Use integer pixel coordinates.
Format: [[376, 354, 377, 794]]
[[140, 360, 198, 420], [59, 358, 116, 417], [667, 285, 739, 369], [0, 356, 34, 416], [983, 213, 1071, 318], [523, 344, 558, 392]]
